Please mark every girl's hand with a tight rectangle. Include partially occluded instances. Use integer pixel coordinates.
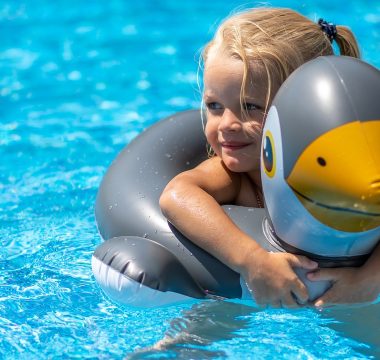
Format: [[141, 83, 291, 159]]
[[241, 248, 318, 308], [308, 267, 380, 308]]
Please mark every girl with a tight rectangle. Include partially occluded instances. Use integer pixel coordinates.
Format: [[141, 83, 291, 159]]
[[160, 8, 378, 308]]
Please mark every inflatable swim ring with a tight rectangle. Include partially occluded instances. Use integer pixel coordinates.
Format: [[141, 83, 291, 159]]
[[92, 56, 380, 307]]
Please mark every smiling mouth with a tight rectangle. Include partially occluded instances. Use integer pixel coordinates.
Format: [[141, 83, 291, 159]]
[[221, 142, 251, 150]]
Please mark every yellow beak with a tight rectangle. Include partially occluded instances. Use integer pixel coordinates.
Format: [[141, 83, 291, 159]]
[[287, 120, 380, 232]]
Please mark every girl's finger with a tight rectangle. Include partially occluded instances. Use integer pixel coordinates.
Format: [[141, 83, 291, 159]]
[[288, 254, 318, 270], [307, 269, 338, 282], [291, 278, 309, 304]]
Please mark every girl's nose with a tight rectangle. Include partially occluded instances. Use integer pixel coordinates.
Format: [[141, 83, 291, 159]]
[[219, 109, 242, 132]]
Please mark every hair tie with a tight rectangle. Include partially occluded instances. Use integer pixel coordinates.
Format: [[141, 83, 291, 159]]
[[318, 18, 337, 43]]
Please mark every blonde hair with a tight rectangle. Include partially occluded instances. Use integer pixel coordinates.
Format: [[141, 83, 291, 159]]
[[202, 7, 360, 120]]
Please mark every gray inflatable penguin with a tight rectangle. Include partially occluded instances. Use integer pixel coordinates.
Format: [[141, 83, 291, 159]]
[[92, 56, 380, 307]]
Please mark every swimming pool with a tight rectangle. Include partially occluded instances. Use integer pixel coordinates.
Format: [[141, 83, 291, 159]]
[[1, 0, 379, 359]]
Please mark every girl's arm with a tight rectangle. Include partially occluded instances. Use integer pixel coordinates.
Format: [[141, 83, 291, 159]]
[[160, 156, 317, 308], [308, 242, 380, 307]]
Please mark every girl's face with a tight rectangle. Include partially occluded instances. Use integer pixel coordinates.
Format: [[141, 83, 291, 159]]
[[203, 51, 268, 174]]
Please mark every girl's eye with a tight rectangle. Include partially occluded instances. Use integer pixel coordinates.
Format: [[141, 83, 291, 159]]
[[243, 103, 261, 111], [205, 102, 223, 111]]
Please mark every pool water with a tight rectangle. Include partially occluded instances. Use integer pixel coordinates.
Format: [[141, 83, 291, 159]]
[[1, 0, 380, 359]]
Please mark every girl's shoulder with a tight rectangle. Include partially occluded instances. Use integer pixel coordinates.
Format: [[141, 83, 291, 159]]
[[196, 156, 239, 179], [191, 157, 243, 203], [197, 158, 260, 206]]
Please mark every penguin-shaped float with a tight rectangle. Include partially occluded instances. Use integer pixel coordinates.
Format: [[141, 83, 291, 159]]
[[92, 56, 380, 307]]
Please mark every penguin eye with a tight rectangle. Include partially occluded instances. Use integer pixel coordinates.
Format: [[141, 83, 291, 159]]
[[262, 130, 276, 177], [317, 157, 326, 166]]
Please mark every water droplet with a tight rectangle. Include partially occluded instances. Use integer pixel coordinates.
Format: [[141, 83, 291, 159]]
[[108, 205, 113, 210]]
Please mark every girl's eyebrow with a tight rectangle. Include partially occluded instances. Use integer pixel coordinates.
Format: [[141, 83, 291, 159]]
[[243, 89, 265, 99], [202, 92, 215, 99], [239, 94, 264, 102], [244, 93, 267, 103]]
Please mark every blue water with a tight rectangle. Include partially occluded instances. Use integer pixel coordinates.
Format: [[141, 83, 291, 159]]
[[1, 1, 380, 359]]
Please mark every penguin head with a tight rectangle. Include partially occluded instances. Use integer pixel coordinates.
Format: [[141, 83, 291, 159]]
[[261, 56, 380, 256]]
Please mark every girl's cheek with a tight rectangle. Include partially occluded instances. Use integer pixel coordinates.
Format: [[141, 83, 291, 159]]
[[206, 133, 218, 150], [204, 120, 217, 139], [204, 125, 220, 155], [204, 125, 211, 141], [244, 122, 262, 139]]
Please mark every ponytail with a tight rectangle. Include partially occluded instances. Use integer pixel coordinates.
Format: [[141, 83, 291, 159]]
[[318, 19, 360, 58], [335, 26, 360, 58]]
